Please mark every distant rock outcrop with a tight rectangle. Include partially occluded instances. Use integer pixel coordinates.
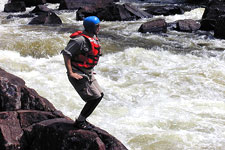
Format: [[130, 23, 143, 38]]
[[76, 3, 152, 21], [0, 68, 128, 150], [144, 5, 191, 16], [4, 2, 26, 12]]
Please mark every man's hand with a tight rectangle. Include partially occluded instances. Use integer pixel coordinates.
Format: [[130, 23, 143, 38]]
[[69, 72, 83, 80]]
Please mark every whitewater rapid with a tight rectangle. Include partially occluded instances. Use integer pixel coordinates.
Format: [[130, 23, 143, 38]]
[[1, 0, 225, 149]]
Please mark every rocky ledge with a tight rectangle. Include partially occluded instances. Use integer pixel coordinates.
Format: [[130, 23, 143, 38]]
[[0, 68, 128, 150]]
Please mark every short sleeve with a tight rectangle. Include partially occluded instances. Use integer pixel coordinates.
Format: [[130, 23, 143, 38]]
[[61, 36, 85, 57]]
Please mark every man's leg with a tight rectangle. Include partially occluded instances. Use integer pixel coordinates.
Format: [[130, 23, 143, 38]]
[[75, 93, 103, 129], [79, 93, 103, 120]]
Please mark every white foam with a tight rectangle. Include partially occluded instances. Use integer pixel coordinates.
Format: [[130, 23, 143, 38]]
[[0, 0, 8, 12]]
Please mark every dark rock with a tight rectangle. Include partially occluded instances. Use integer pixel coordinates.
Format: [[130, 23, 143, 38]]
[[0, 67, 128, 150], [29, 12, 62, 25], [7, 14, 35, 19], [175, 19, 201, 32], [138, 19, 167, 33], [31, 5, 53, 15], [26, 118, 127, 150], [0, 68, 57, 111], [186, 0, 211, 5], [59, 0, 119, 10], [10, 0, 47, 7], [200, 0, 225, 31], [0, 111, 25, 150], [46, 0, 61, 3], [145, 5, 191, 16], [17, 110, 61, 128], [214, 15, 225, 39], [4, 2, 26, 13], [138, 0, 210, 5], [76, 3, 152, 21], [0, 74, 23, 111]]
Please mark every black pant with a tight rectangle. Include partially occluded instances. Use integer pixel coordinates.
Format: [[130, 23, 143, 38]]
[[80, 93, 104, 119]]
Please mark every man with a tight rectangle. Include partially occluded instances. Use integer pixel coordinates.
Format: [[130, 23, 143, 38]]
[[61, 16, 103, 129]]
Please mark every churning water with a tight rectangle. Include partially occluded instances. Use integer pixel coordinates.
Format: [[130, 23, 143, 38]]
[[1, 0, 225, 149]]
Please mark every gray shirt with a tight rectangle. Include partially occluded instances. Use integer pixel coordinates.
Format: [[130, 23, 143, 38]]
[[61, 33, 93, 75]]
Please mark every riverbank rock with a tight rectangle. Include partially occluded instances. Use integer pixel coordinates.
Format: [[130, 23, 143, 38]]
[[0, 68, 128, 150], [175, 19, 201, 32], [59, 0, 119, 10], [77, 3, 152, 21], [4, 2, 26, 12], [138, 19, 167, 33], [200, 0, 225, 31]]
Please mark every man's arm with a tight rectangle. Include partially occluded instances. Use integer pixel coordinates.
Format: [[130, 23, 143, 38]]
[[63, 54, 83, 80]]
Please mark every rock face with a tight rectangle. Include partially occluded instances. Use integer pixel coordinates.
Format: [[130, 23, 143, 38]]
[[214, 15, 225, 39], [138, 19, 167, 33], [200, 0, 225, 31], [76, 3, 152, 21], [0, 68, 128, 150]]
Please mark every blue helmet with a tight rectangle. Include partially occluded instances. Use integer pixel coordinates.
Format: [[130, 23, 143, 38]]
[[83, 16, 100, 34]]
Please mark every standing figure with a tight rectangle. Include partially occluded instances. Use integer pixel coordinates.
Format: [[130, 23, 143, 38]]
[[62, 16, 103, 129]]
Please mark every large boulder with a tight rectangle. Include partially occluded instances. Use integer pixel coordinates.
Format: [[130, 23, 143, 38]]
[[200, 0, 225, 31], [175, 19, 201, 32], [0, 68, 128, 150], [138, 19, 167, 33], [76, 3, 152, 21], [4, 2, 26, 13], [29, 12, 62, 25], [59, 0, 119, 10]]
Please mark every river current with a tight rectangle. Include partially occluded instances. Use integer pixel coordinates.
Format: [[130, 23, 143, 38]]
[[1, 1, 225, 150]]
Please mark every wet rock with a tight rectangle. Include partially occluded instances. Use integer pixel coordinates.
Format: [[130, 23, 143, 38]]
[[30, 5, 53, 15], [0, 67, 128, 150], [4, 2, 26, 13], [214, 15, 225, 39], [175, 19, 201, 32], [59, 0, 119, 10], [77, 3, 152, 21], [138, 19, 167, 33], [200, 0, 225, 31], [0, 111, 25, 150], [144, 5, 191, 16], [29, 12, 62, 25], [9, 0, 47, 7]]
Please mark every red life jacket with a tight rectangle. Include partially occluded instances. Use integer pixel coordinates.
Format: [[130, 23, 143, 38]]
[[70, 31, 101, 69]]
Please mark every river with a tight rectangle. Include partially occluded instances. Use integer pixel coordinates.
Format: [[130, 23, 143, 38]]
[[1, 0, 225, 150]]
